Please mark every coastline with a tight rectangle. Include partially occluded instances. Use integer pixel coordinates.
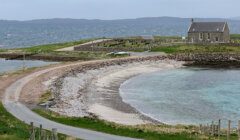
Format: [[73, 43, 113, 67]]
[[49, 59, 184, 125]]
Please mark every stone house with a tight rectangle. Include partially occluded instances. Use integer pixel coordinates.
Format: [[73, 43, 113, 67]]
[[188, 20, 230, 44]]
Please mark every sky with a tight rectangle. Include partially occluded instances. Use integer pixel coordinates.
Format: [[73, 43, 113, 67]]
[[0, 0, 239, 20]]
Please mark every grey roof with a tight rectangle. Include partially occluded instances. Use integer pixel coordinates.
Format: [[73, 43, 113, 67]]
[[188, 22, 227, 33]]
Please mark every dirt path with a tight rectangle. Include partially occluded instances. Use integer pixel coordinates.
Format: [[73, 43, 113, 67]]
[[56, 39, 112, 51]]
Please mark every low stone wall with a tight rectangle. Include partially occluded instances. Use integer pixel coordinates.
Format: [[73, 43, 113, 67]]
[[170, 53, 240, 61], [63, 55, 169, 75], [74, 46, 149, 52], [169, 53, 240, 67], [0, 53, 89, 61], [74, 40, 113, 50]]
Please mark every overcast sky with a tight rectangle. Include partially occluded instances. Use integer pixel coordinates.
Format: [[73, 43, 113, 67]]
[[0, 0, 239, 20]]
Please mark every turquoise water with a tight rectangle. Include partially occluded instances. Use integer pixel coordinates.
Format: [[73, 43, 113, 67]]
[[120, 68, 240, 127], [0, 58, 57, 74]]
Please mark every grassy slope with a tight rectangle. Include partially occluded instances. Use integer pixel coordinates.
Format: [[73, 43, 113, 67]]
[[0, 103, 29, 140], [0, 39, 124, 60], [19, 39, 92, 53], [34, 109, 199, 140], [151, 45, 240, 54], [17, 39, 128, 60], [0, 102, 69, 140], [151, 34, 240, 54]]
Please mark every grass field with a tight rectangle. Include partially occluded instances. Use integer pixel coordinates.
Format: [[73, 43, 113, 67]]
[[18, 39, 93, 53], [0, 102, 68, 140], [0, 39, 127, 61], [0, 102, 30, 140], [33, 109, 202, 140], [151, 45, 240, 54], [0, 49, 6, 52]]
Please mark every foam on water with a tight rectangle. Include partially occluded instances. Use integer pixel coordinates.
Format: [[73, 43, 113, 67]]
[[120, 67, 240, 127]]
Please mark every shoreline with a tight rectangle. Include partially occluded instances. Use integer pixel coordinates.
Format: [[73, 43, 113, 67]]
[[7, 54, 240, 126], [49, 58, 184, 125]]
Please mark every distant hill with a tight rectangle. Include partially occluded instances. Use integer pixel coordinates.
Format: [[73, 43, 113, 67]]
[[230, 17, 240, 21], [0, 17, 240, 48]]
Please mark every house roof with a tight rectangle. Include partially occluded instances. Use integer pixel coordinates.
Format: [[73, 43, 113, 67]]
[[188, 22, 227, 33]]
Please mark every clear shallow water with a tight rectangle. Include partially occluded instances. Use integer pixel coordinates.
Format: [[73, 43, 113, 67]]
[[0, 58, 57, 74], [120, 68, 240, 127]]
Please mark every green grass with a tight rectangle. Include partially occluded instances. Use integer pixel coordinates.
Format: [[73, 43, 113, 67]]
[[0, 102, 69, 140], [230, 34, 240, 40], [0, 102, 29, 139], [0, 49, 7, 52], [37, 51, 124, 61], [18, 39, 92, 53], [3, 39, 127, 61], [33, 109, 200, 140], [154, 36, 182, 41], [151, 45, 240, 54]]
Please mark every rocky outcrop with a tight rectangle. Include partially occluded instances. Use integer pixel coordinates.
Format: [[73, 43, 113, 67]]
[[169, 53, 240, 67]]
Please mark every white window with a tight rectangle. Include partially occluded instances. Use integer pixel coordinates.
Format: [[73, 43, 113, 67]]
[[199, 33, 203, 40], [207, 33, 211, 40]]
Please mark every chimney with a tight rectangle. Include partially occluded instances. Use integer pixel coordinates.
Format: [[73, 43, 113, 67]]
[[191, 18, 194, 23]]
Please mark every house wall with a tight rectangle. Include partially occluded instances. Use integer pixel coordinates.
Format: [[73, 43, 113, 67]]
[[188, 32, 228, 44], [223, 25, 230, 43], [187, 23, 230, 44]]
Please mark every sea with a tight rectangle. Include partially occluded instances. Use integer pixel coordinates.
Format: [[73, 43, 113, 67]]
[[120, 67, 240, 127], [0, 58, 57, 74]]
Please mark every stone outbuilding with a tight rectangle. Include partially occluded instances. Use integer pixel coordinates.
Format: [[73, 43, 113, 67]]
[[188, 19, 230, 44]]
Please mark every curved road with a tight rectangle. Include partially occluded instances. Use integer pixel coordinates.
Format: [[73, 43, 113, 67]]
[[2, 61, 140, 140]]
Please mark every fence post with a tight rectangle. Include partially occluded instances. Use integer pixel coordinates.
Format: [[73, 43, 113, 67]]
[[30, 122, 35, 140], [52, 128, 58, 140], [199, 124, 202, 134], [211, 121, 214, 136], [41, 130, 46, 140], [227, 120, 231, 140], [238, 120, 240, 140], [218, 119, 221, 140], [39, 124, 42, 140]]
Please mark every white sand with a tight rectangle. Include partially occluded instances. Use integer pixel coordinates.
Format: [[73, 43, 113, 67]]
[[89, 104, 148, 125], [50, 60, 184, 125]]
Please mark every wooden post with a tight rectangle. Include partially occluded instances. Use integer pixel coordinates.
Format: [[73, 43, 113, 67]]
[[207, 123, 210, 135], [211, 121, 214, 136], [227, 120, 231, 140], [39, 124, 42, 140], [30, 122, 34, 132], [41, 130, 46, 140], [238, 120, 240, 140], [23, 53, 26, 71], [46, 133, 48, 140], [52, 128, 58, 140], [218, 119, 221, 139], [199, 124, 202, 134], [30, 122, 35, 140]]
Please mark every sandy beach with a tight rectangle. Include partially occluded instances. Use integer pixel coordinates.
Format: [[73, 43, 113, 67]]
[[48, 59, 184, 125], [2, 56, 185, 126]]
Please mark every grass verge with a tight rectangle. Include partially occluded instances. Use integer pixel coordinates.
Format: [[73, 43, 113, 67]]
[[18, 39, 93, 53], [0, 102, 69, 140], [0, 102, 29, 139], [151, 45, 240, 54], [33, 109, 201, 140]]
